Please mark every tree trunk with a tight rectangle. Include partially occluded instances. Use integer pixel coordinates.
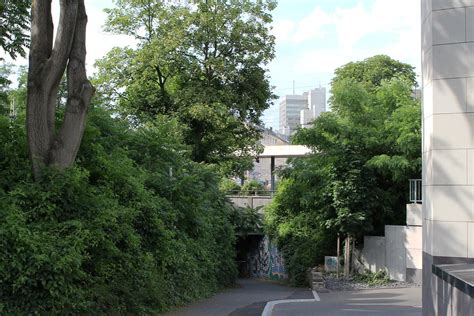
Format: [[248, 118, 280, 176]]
[[27, 0, 94, 179], [336, 234, 340, 278], [344, 236, 351, 277]]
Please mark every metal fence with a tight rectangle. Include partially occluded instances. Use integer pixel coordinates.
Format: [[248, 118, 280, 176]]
[[226, 190, 275, 197], [409, 179, 422, 203]]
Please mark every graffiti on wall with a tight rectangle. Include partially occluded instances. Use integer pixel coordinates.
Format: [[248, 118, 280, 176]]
[[249, 236, 287, 279]]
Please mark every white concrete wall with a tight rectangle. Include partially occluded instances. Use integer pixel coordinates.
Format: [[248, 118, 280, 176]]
[[385, 225, 407, 281], [407, 204, 423, 226], [360, 236, 386, 273], [422, 0, 474, 261], [229, 196, 272, 210], [406, 226, 423, 270], [358, 223, 422, 282]]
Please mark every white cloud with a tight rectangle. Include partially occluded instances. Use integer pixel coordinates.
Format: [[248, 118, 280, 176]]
[[265, 0, 421, 129], [292, 7, 332, 43], [272, 0, 420, 79], [271, 19, 295, 43], [333, 3, 371, 51], [291, 48, 367, 75], [273, 0, 420, 53]]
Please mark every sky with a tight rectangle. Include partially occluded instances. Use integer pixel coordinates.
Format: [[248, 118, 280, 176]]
[[265, 0, 421, 129], [5, 0, 421, 130]]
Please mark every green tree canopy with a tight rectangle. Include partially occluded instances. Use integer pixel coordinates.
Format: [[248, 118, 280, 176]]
[[95, 0, 276, 175], [0, 0, 31, 60], [331, 54, 417, 92]]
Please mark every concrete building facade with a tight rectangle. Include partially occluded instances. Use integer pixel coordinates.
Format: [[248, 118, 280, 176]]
[[279, 94, 307, 135], [421, 1, 474, 314], [279, 87, 326, 135], [308, 86, 326, 120]]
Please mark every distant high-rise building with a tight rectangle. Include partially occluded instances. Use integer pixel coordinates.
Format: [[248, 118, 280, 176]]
[[279, 94, 307, 135], [308, 87, 326, 119], [279, 86, 326, 135]]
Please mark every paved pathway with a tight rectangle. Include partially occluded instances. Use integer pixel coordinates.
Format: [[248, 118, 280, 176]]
[[164, 278, 312, 316], [273, 287, 422, 316], [164, 279, 421, 316]]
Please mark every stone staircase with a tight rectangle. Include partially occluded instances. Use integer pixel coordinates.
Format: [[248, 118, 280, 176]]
[[310, 268, 328, 292]]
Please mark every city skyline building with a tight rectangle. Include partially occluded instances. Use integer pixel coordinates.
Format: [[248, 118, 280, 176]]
[[279, 86, 326, 135]]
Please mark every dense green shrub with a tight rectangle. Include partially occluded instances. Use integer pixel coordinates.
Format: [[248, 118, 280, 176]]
[[230, 206, 263, 236], [0, 108, 237, 314], [219, 178, 241, 194], [241, 180, 266, 195], [265, 175, 337, 286]]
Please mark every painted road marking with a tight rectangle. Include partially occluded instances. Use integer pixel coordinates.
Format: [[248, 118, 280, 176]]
[[261, 289, 320, 316]]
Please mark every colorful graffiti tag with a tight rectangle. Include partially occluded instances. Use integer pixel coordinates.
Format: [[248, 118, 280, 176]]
[[249, 236, 287, 280]]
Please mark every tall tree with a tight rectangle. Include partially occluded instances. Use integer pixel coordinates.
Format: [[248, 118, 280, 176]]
[[96, 0, 276, 175], [331, 54, 417, 92], [27, 0, 94, 178], [0, 0, 31, 60]]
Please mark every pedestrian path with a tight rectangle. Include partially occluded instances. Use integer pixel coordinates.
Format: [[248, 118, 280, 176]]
[[164, 278, 312, 316], [272, 287, 422, 316]]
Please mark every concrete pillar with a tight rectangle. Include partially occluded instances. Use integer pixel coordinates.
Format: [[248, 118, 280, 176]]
[[270, 156, 275, 192], [421, 1, 474, 314]]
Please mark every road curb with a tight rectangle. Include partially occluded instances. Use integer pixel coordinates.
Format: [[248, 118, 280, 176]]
[[261, 290, 320, 316]]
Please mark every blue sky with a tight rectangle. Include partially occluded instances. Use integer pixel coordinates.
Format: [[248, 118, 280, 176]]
[[264, 0, 421, 129], [7, 0, 421, 130]]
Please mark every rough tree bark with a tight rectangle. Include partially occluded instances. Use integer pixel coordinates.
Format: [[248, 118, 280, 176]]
[[27, 0, 94, 179]]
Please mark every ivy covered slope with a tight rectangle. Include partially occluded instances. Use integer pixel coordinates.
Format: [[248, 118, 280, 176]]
[[266, 55, 421, 286], [0, 107, 237, 314]]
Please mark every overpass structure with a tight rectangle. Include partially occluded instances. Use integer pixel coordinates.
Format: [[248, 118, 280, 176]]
[[258, 145, 312, 191], [228, 144, 312, 208]]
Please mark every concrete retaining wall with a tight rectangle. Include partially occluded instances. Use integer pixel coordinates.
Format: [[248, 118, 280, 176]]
[[359, 236, 386, 273], [385, 225, 407, 282], [229, 196, 272, 210], [357, 205, 423, 283]]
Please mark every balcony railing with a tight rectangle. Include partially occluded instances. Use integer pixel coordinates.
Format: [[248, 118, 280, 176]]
[[409, 179, 422, 203]]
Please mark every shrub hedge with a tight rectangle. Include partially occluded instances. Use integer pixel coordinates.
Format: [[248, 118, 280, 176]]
[[0, 109, 237, 314]]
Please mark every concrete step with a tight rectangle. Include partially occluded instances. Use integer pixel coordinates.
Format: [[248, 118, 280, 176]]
[[311, 272, 323, 282], [312, 281, 329, 293]]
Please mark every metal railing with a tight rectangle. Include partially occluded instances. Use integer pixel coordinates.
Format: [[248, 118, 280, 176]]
[[409, 179, 422, 203], [226, 190, 275, 197]]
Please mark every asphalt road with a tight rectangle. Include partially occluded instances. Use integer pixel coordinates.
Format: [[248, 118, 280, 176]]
[[164, 279, 421, 316], [273, 287, 422, 316], [164, 278, 313, 316]]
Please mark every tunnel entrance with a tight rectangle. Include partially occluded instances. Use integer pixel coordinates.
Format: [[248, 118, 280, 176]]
[[235, 234, 287, 280], [235, 234, 263, 278]]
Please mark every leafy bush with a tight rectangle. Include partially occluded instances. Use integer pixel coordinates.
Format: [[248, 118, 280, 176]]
[[219, 178, 241, 194], [241, 180, 266, 195], [0, 108, 237, 314], [353, 270, 391, 286], [231, 206, 263, 236]]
